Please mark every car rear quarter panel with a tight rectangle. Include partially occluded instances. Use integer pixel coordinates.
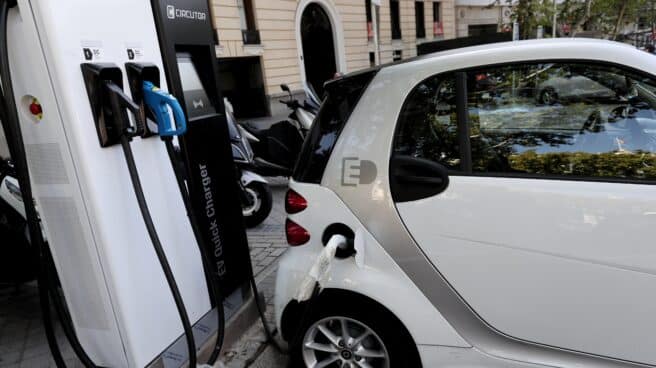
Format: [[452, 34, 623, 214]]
[[275, 181, 470, 348]]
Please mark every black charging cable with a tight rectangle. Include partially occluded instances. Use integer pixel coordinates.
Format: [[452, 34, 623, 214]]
[[119, 134, 198, 368], [247, 253, 284, 352], [162, 132, 283, 359], [162, 139, 282, 361], [162, 138, 225, 365], [106, 83, 199, 368]]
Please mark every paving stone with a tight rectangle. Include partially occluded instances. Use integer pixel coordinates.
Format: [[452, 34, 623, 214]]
[[0, 350, 21, 366], [253, 251, 269, 262], [270, 248, 286, 257], [18, 354, 52, 368], [252, 265, 265, 277], [21, 342, 50, 360], [259, 256, 278, 269]]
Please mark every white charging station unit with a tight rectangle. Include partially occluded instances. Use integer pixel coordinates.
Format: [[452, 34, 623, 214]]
[[5, 1, 239, 366]]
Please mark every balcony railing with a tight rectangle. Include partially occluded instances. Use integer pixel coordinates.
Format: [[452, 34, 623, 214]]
[[242, 29, 261, 45]]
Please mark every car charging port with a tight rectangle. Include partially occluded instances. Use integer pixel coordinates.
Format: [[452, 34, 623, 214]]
[[126, 62, 161, 138], [322, 223, 355, 259]]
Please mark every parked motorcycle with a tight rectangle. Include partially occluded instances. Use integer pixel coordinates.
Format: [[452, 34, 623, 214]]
[[240, 84, 319, 177], [225, 99, 273, 228]]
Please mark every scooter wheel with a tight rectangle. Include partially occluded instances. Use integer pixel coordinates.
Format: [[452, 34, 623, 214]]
[[242, 182, 273, 228]]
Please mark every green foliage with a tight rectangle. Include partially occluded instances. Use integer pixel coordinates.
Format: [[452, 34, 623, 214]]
[[560, 0, 649, 36], [510, 0, 652, 39], [508, 150, 656, 179], [509, 0, 558, 39]]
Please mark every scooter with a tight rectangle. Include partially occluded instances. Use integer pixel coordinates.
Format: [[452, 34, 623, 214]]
[[239, 84, 318, 177], [225, 99, 273, 228]]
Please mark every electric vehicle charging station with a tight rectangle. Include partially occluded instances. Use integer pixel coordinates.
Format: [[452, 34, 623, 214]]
[[1, 0, 256, 366]]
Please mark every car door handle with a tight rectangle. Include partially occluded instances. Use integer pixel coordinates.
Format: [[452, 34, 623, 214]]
[[390, 155, 450, 202], [397, 175, 444, 186]]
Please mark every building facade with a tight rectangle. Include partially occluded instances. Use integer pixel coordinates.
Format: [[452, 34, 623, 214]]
[[455, 0, 511, 38], [210, 0, 456, 117]]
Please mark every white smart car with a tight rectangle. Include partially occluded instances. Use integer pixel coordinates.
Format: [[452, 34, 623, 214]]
[[275, 39, 656, 368]]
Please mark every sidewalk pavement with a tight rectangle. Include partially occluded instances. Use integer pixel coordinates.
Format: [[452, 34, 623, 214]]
[[0, 178, 290, 368], [219, 177, 290, 368]]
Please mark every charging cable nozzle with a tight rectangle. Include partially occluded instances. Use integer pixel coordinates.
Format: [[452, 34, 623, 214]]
[[294, 234, 347, 302], [142, 81, 187, 138]]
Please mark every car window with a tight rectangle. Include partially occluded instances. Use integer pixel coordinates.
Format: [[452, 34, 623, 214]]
[[394, 74, 461, 169], [394, 62, 656, 182], [467, 62, 656, 181]]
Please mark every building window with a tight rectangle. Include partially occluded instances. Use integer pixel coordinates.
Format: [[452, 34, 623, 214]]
[[369, 52, 376, 67], [366, 0, 373, 41], [238, 0, 260, 44], [394, 73, 459, 169], [415, 2, 425, 39], [390, 0, 402, 40], [393, 49, 402, 61], [432, 1, 443, 36]]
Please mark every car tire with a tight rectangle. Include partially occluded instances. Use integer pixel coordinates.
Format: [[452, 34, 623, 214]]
[[242, 182, 273, 228], [289, 298, 421, 368], [539, 87, 558, 105]]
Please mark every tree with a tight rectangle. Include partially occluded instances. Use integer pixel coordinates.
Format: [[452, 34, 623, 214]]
[[559, 0, 649, 38], [510, 0, 649, 39], [508, 0, 558, 39]]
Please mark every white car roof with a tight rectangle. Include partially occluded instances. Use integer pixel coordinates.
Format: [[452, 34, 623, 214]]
[[382, 38, 653, 78]]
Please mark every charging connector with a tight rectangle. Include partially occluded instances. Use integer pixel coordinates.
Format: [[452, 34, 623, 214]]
[[295, 234, 348, 302]]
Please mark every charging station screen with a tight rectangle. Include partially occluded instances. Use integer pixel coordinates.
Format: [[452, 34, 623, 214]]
[[177, 55, 216, 119]]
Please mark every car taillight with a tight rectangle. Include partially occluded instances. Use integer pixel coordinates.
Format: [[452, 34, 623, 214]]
[[285, 218, 310, 246], [285, 189, 307, 214]]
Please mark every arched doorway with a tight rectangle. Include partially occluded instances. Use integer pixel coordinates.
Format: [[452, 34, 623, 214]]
[[300, 3, 336, 97]]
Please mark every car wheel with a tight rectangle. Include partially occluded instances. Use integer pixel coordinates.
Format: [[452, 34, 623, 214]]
[[290, 301, 421, 368], [242, 182, 272, 228], [539, 87, 558, 105]]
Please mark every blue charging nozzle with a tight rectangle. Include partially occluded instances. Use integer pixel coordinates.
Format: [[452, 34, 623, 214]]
[[142, 81, 187, 137]]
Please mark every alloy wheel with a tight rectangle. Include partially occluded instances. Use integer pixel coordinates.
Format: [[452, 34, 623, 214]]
[[302, 316, 389, 368]]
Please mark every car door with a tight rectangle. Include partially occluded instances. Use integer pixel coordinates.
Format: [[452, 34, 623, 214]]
[[391, 61, 656, 365]]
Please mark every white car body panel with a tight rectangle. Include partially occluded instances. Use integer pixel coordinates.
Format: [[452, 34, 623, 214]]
[[417, 346, 545, 368], [397, 176, 656, 364], [275, 180, 470, 348]]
